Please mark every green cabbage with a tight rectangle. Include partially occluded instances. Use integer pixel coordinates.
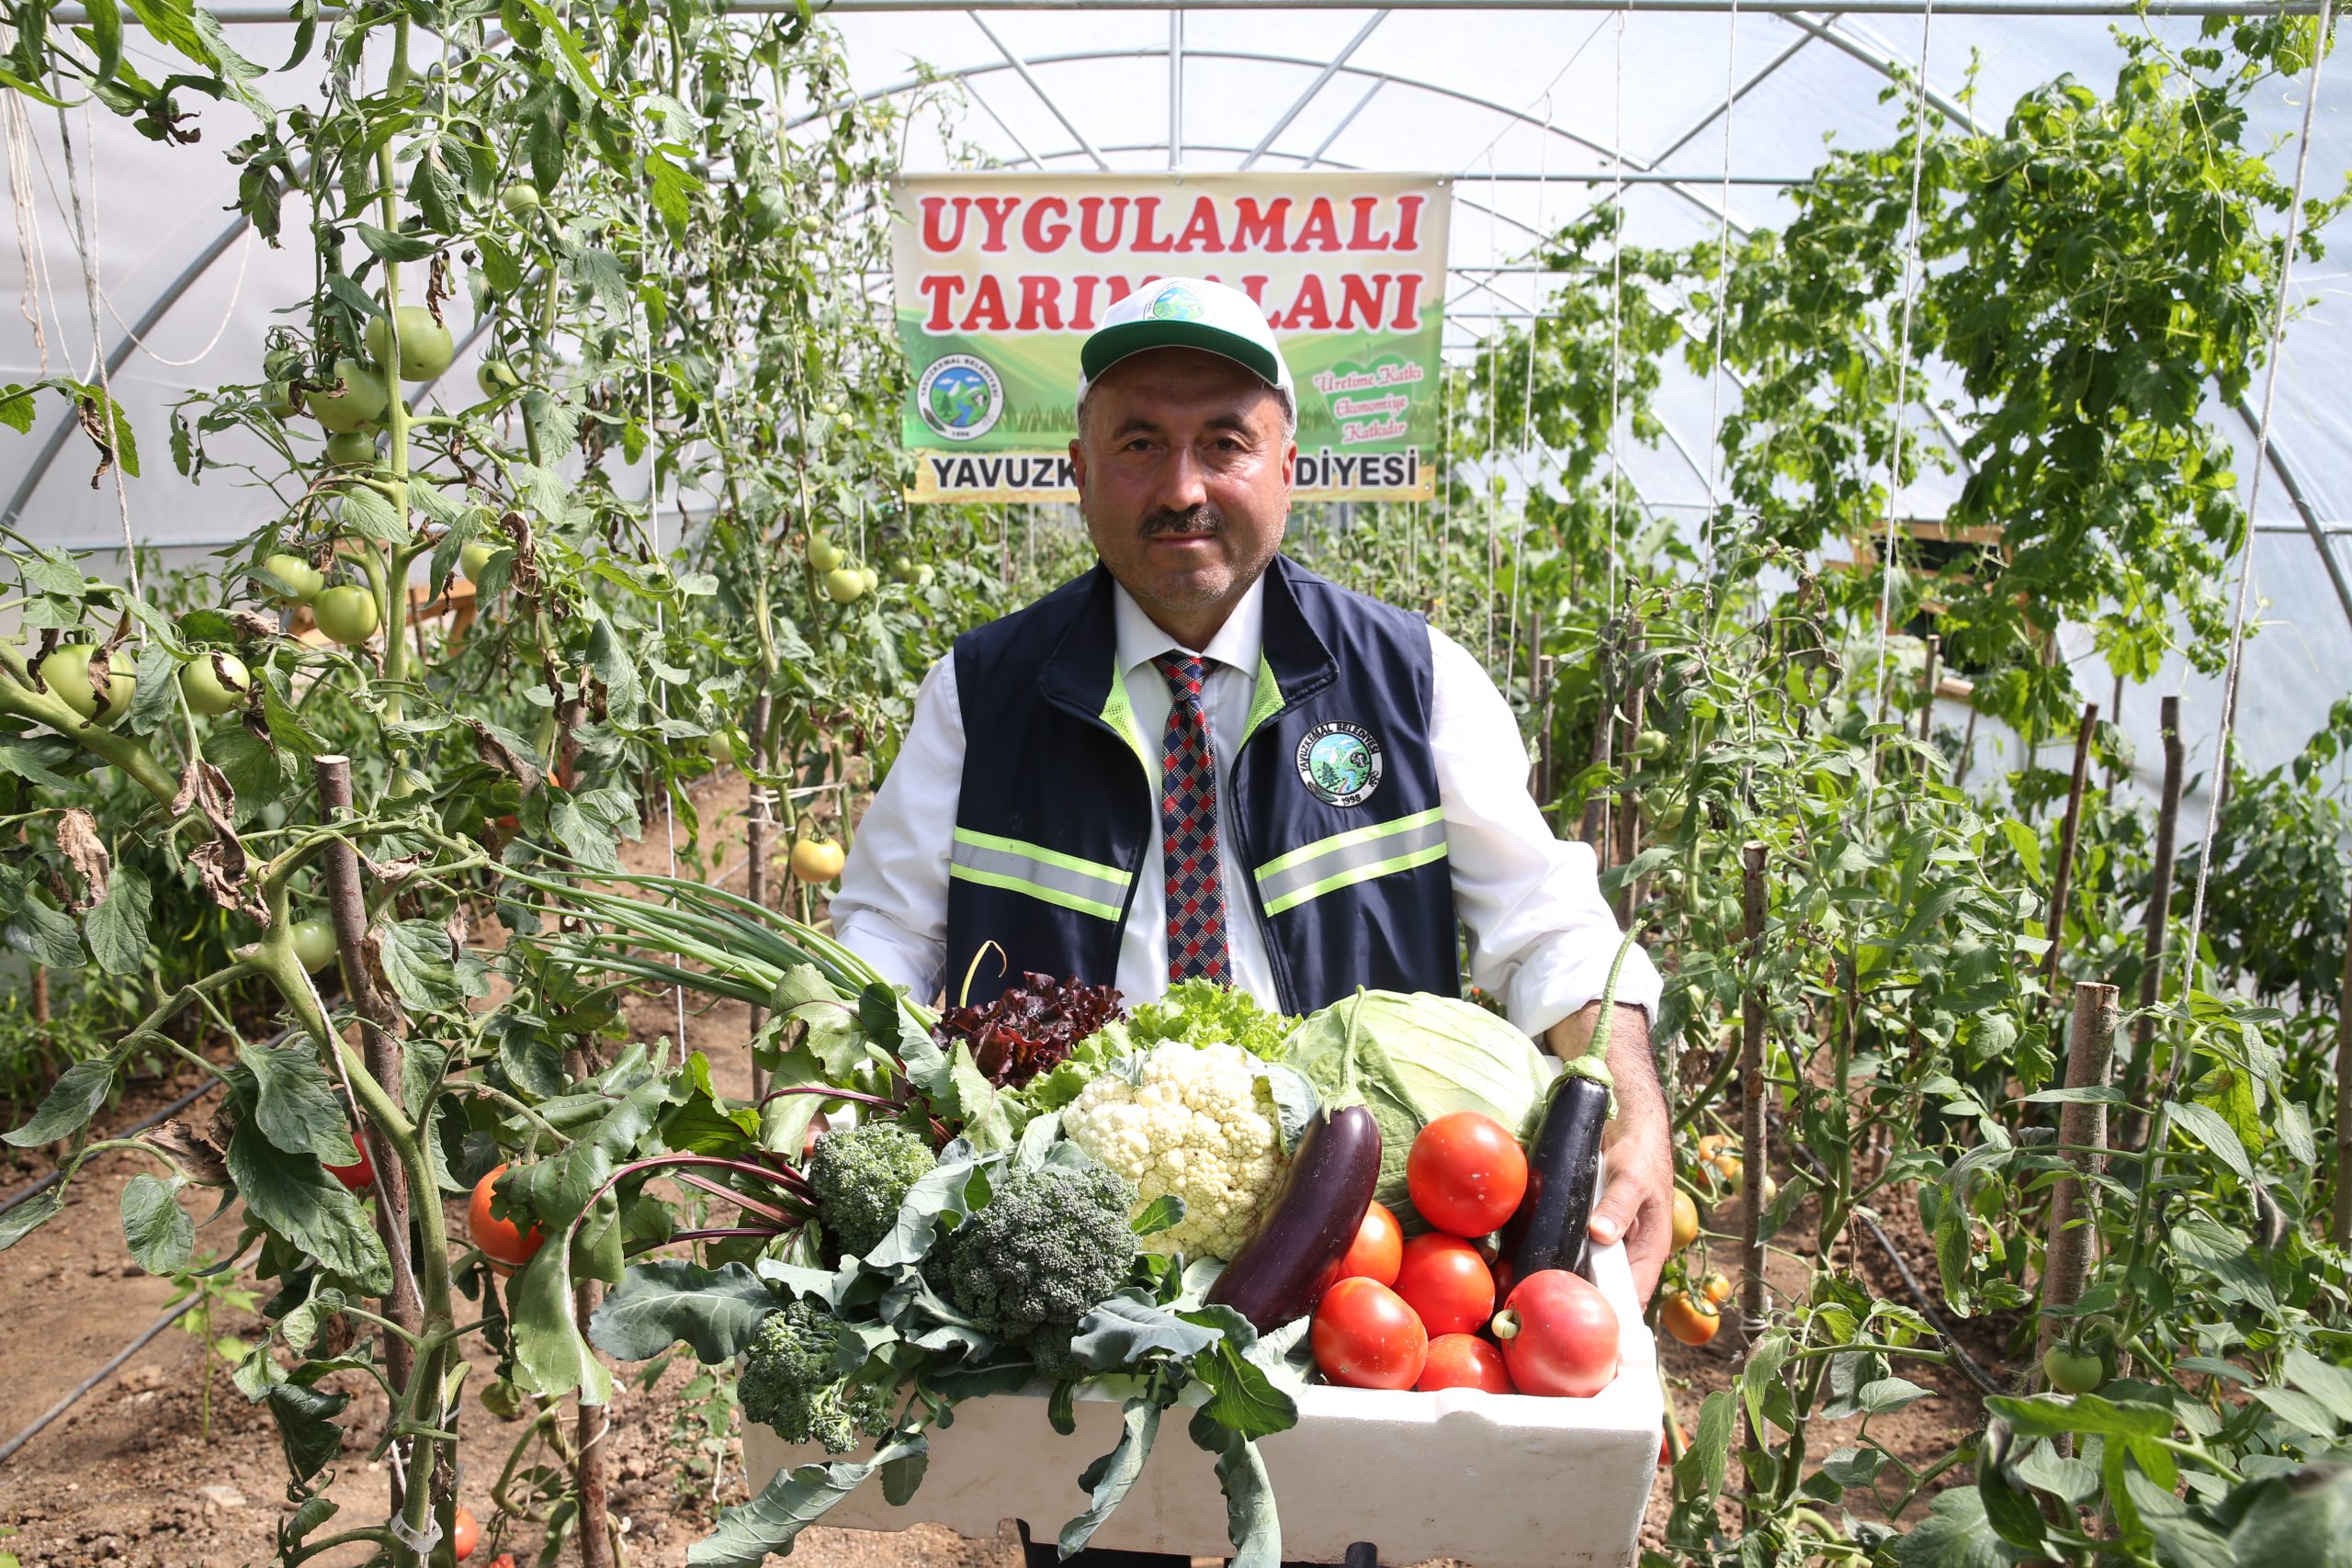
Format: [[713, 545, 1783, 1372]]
[[1282, 989, 1555, 1230]]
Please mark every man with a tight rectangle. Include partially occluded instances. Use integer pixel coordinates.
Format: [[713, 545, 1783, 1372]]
[[834, 276, 1673, 1550]]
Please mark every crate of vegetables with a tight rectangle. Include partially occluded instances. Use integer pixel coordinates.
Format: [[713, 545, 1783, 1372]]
[[578, 959, 1663, 1567], [742, 1236, 1659, 1566]]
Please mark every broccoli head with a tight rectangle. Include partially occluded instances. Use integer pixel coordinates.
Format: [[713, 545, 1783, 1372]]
[[808, 1122, 936, 1258], [1026, 1316, 1092, 1385], [932, 1161, 1137, 1344], [738, 1298, 896, 1454]]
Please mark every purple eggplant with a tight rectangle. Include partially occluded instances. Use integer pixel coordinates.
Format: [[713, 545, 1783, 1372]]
[[1205, 1104, 1382, 1331]]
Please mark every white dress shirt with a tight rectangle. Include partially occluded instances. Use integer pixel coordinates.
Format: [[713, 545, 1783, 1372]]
[[831, 572, 1663, 1037]]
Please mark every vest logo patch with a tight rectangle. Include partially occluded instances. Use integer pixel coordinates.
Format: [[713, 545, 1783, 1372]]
[[1296, 723, 1384, 807]]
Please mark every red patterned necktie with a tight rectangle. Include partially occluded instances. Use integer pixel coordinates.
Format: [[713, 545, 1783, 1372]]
[[1154, 652, 1230, 983]]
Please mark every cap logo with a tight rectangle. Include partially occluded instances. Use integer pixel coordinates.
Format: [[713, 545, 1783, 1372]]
[[1296, 722, 1383, 807], [1148, 283, 1206, 322]]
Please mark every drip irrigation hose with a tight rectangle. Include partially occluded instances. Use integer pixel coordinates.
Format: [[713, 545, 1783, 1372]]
[[1781, 1138, 2006, 1397]]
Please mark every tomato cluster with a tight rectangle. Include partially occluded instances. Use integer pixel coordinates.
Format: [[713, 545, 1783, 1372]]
[[1306, 1111, 1620, 1399]]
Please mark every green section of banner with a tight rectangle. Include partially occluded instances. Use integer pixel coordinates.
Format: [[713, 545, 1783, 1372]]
[[891, 172, 1452, 501]]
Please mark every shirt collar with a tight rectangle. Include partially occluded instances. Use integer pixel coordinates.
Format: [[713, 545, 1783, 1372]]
[[1112, 572, 1268, 681]]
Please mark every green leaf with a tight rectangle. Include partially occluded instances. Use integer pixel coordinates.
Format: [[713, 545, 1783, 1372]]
[[1070, 1289, 1221, 1369], [2287, 1349, 2352, 1427], [7, 886, 87, 970], [861, 1150, 985, 1270], [84, 863, 151, 976], [2169, 1101, 2252, 1181], [0, 1188, 64, 1251], [356, 223, 437, 263], [238, 1040, 359, 1163], [119, 1173, 193, 1273], [6, 1055, 116, 1145], [1673, 1389, 1736, 1498], [1887, 1488, 2030, 1567], [1058, 1397, 1159, 1555], [376, 919, 487, 1011], [334, 483, 406, 546], [508, 1231, 614, 1404], [687, 1435, 925, 1567], [588, 1259, 776, 1363], [1131, 1193, 1187, 1237], [1186, 1413, 1282, 1568], [263, 1382, 350, 1483], [224, 1119, 390, 1293], [1985, 1392, 2173, 1443]]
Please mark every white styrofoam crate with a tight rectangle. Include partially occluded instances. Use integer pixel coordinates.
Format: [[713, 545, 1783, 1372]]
[[744, 1241, 1662, 1567]]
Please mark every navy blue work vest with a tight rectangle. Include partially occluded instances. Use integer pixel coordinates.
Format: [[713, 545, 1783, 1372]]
[[944, 556, 1459, 1014]]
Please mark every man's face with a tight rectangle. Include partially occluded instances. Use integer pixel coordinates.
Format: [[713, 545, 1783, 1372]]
[[1069, 347, 1295, 636]]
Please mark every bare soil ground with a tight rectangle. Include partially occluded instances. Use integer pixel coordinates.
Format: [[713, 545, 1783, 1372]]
[[0, 770, 1996, 1566]]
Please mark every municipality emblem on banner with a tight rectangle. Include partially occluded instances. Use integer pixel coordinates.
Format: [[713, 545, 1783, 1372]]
[[917, 354, 1004, 442]]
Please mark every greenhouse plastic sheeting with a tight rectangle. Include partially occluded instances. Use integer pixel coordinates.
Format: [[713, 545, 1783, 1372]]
[[2, 6, 2347, 782], [743, 1239, 1662, 1567]]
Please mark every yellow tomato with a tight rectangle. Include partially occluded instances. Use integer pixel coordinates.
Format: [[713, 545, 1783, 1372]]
[[789, 836, 846, 884], [1659, 1289, 1722, 1347], [1670, 1188, 1701, 1252]]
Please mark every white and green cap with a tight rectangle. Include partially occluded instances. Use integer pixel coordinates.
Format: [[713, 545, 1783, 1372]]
[[1075, 276, 1293, 407]]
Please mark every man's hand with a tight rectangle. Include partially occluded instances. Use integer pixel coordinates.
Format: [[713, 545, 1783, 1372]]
[[1544, 1001, 1673, 1305]]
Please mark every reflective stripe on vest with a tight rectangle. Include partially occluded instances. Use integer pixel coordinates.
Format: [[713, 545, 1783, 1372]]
[[949, 828, 1132, 921], [1252, 806, 1447, 918]]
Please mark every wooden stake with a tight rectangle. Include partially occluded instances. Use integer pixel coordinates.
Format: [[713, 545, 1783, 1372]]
[[2331, 889, 2352, 1247], [575, 1278, 612, 1568], [2038, 983, 2120, 1371], [745, 689, 775, 1098], [2120, 697, 2183, 1151], [1919, 635, 1939, 744], [2039, 705, 2099, 1000], [314, 755, 419, 1510], [1737, 840, 1769, 1522]]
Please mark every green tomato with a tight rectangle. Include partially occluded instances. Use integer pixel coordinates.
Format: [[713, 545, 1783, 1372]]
[[857, 566, 879, 595], [312, 585, 381, 646], [365, 306, 457, 381], [1633, 728, 1669, 760], [459, 540, 504, 583], [2042, 1345, 2105, 1395], [324, 431, 377, 467], [38, 643, 133, 726], [258, 554, 324, 605], [476, 358, 522, 397], [179, 652, 251, 716], [914, 563, 935, 589], [822, 567, 865, 605], [311, 357, 389, 433], [290, 917, 340, 974], [806, 535, 844, 572], [704, 730, 734, 766], [502, 181, 542, 213], [261, 381, 303, 420]]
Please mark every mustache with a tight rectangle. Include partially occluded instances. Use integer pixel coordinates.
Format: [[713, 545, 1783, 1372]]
[[1139, 506, 1225, 538]]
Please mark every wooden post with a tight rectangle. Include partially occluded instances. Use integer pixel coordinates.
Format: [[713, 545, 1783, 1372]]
[[1737, 841, 1769, 1520], [314, 755, 420, 1510], [1577, 625, 1619, 858], [1918, 635, 1939, 744], [2039, 984, 2120, 1371], [745, 689, 775, 1097], [2331, 889, 2352, 1247], [2039, 705, 2099, 1000], [1532, 653, 1556, 815], [2120, 697, 2183, 1150], [1612, 630, 1647, 927], [575, 1279, 612, 1568]]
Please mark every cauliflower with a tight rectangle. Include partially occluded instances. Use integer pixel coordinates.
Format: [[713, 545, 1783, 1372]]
[[1060, 1041, 1286, 1260]]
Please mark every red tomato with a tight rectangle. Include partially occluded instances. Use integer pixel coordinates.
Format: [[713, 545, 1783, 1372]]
[[1392, 1232, 1497, 1337], [1490, 1269, 1620, 1397], [469, 1164, 546, 1270], [1407, 1111, 1529, 1238], [1311, 1277, 1429, 1391], [324, 1139, 374, 1192], [451, 1504, 478, 1561], [1416, 1333, 1513, 1393], [1317, 1201, 1404, 1295]]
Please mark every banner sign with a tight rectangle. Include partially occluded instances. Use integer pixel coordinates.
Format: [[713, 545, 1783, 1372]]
[[891, 172, 1453, 503]]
